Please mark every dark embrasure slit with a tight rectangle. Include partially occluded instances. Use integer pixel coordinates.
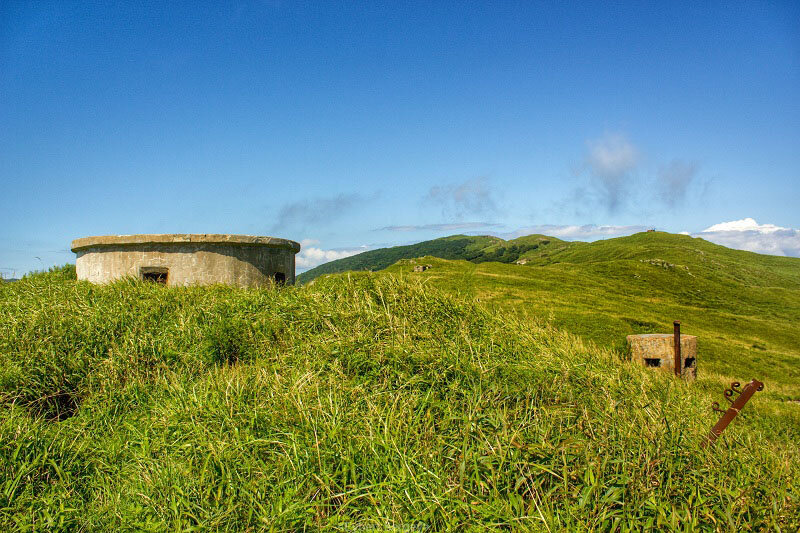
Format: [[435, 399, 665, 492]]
[[141, 267, 168, 285]]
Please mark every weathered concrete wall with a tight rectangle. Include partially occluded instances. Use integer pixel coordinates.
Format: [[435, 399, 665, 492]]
[[627, 333, 697, 380], [72, 234, 300, 287]]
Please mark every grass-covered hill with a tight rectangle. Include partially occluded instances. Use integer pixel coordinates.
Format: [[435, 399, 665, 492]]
[[297, 234, 566, 284], [0, 266, 798, 530], [379, 231, 800, 417]]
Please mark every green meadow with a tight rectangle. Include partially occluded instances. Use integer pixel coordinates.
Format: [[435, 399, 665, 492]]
[[1, 232, 799, 530], [380, 233, 800, 405]]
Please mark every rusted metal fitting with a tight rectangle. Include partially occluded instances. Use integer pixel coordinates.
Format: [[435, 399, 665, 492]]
[[702, 379, 764, 448], [673, 321, 681, 377]]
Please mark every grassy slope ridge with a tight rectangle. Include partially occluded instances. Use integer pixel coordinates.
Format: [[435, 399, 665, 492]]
[[297, 234, 565, 284], [1, 271, 797, 529], [381, 231, 800, 411]]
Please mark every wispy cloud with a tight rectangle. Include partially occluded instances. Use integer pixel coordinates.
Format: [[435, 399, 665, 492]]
[[425, 177, 498, 219], [376, 222, 503, 232], [498, 224, 650, 241], [272, 194, 363, 231], [584, 133, 639, 212], [573, 133, 705, 215], [295, 239, 368, 271], [657, 160, 697, 207], [693, 218, 800, 257]]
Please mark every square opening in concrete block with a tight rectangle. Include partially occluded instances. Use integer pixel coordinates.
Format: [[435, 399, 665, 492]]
[[273, 272, 286, 285], [645, 358, 661, 367], [140, 267, 168, 285]]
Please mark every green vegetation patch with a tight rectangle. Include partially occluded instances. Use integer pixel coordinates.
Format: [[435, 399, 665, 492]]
[[297, 234, 566, 284], [0, 271, 798, 530], [381, 234, 800, 403]]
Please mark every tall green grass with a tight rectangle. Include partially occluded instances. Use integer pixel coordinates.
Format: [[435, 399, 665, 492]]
[[382, 234, 800, 407], [0, 272, 798, 530]]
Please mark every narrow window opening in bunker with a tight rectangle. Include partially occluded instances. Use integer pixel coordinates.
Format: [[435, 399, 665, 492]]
[[140, 267, 168, 285], [273, 272, 286, 285], [684, 357, 696, 368], [644, 358, 661, 368]]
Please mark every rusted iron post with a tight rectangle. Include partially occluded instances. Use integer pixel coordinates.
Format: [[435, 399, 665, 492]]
[[673, 320, 681, 377], [702, 379, 764, 448]]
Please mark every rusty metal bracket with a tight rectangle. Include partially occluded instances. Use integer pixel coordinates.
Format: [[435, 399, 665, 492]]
[[710, 401, 726, 414], [723, 381, 742, 403], [673, 321, 681, 377], [702, 379, 764, 448]]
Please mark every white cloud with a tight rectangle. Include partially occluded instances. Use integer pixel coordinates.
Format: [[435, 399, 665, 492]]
[[694, 218, 800, 257], [702, 218, 787, 233], [296, 243, 369, 271]]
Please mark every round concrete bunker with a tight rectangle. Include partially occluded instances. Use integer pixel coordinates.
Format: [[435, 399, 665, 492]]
[[71, 234, 301, 287]]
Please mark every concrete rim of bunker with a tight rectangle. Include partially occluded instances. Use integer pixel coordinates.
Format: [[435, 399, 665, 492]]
[[71, 234, 301, 253], [71, 234, 301, 287]]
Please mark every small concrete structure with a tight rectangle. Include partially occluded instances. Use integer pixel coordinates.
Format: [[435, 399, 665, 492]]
[[413, 264, 432, 272], [627, 333, 697, 380], [71, 234, 300, 287]]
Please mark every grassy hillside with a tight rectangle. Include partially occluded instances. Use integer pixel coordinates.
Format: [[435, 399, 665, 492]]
[[380, 232, 800, 407], [297, 234, 566, 284], [1, 270, 797, 529]]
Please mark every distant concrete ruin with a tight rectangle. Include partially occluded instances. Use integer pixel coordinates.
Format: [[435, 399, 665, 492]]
[[413, 264, 432, 272], [71, 234, 300, 287], [627, 333, 697, 380]]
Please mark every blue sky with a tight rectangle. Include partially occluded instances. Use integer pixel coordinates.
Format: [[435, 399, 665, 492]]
[[1, 1, 799, 276]]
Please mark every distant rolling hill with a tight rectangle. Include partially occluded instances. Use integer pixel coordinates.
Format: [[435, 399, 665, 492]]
[[378, 231, 800, 407], [301, 231, 800, 411], [297, 234, 567, 284]]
